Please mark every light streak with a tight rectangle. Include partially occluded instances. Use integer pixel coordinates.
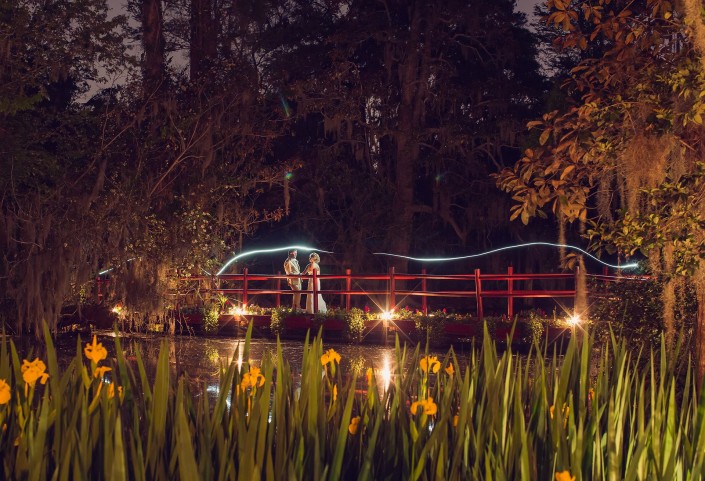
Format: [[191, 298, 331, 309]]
[[98, 258, 137, 276], [373, 242, 639, 270], [216, 245, 333, 276]]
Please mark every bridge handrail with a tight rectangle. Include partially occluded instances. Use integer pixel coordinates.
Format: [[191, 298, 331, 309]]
[[156, 267, 649, 319]]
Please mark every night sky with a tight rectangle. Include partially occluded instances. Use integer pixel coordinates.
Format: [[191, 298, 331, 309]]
[[106, 0, 542, 19]]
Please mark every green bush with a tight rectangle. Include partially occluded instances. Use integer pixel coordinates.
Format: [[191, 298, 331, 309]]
[[344, 308, 366, 342], [589, 277, 696, 348], [413, 310, 447, 346], [202, 304, 219, 333], [269, 306, 289, 335]]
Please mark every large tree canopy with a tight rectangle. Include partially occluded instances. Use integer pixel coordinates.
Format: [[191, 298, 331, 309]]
[[261, 0, 546, 270], [497, 0, 705, 373], [1, 0, 548, 334]]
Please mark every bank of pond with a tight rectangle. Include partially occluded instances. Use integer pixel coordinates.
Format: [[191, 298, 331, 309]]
[[79, 305, 572, 349], [0, 323, 701, 480]]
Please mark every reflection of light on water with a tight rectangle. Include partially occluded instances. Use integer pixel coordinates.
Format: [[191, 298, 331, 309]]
[[232, 343, 244, 370], [207, 384, 231, 408], [237, 350, 243, 370], [380, 353, 391, 392]]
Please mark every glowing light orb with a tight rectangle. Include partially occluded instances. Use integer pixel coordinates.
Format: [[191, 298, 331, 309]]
[[229, 303, 248, 316], [285, 172, 293, 180], [216, 245, 333, 276], [373, 242, 639, 270], [380, 310, 394, 321], [111, 305, 122, 314], [566, 314, 582, 327]]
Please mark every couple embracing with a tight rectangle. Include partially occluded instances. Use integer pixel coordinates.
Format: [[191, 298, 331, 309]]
[[283, 250, 327, 314]]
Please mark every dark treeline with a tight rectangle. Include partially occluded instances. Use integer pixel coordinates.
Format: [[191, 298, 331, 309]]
[[0, 0, 559, 334]]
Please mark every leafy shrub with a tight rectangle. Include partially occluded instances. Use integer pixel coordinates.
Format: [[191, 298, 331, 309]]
[[269, 306, 289, 336], [414, 310, 447, 346], [344, 308, 366, 342], [589, 277, 695, 348], [202, 304, 219, 333]]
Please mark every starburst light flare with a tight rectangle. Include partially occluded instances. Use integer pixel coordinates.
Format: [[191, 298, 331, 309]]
[[373, 242, 639, 270], [216, 245, 333, 276]]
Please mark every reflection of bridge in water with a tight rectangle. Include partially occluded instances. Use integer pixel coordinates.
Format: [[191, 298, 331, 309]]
[[160, 267, 647, 320]]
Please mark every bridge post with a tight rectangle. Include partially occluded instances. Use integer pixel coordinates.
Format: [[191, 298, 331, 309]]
[[507, 266, 514, 319], [243, 268, 249, 307], [421, 268, 427, 315], [275, 271, 281, 308], [388, 267, 396, 312], [313, 268, 318, 313], [345, 268, 351, 312], [475, 268, 484, 320]]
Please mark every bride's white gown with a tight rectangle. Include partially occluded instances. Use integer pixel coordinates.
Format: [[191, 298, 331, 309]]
[[305, 263, 327, 314]]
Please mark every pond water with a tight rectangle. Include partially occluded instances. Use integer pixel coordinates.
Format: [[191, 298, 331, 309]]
[[12, 331, 479, 398]]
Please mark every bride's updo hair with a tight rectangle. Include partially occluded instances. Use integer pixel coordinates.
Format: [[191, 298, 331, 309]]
[[309, 252, 320, 262]]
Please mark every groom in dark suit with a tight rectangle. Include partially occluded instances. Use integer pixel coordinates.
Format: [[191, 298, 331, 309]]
[[283, 250, 302, 311]]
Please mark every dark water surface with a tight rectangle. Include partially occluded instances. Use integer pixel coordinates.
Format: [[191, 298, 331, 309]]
[[13, 331, 477, 397]]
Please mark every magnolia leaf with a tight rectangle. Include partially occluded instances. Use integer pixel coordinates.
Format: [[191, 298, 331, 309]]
[[510, 208, 522, 222], [539, 129, 551, 146], [560, 165, 575, 180], [521, 209, 530, 225]]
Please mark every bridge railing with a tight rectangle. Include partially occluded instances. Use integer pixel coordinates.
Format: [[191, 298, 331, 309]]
[[165, 266, 646, 319], [94, 267, 649, 319]]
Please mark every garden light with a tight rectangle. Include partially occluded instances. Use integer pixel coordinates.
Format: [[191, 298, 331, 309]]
[[381, 310, 394, 321], [566, 314, 582, 327]]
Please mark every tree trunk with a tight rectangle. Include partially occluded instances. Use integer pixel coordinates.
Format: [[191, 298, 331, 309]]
[[190, 0, 217, 81], [140, 0, 166, 99], [389, 1, 428, 272]]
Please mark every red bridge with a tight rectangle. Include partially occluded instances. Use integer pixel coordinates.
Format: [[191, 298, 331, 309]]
[[158, 266, 644, 319]]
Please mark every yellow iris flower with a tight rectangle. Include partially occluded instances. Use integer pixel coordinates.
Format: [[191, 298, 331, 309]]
[[240, 366, 265, 391], [320, 348, 341, 366], [555, 471, 575, 481], [84, 335, 108, 363], [419, 356, 440, 374], [0, 379, 10, 405], [93, 365, 112, 379], [348, 416, 361, 435], [21, 358, 49, 386], [108, 384, 123, 400], [445, 363, 455, 376], [410, 397, 438, 416]]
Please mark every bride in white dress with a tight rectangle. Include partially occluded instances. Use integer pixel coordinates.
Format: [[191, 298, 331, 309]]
[[304, 252, 327, 314]]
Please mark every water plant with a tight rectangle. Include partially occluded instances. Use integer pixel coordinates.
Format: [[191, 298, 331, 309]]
[[0, 324, 703, 480]]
